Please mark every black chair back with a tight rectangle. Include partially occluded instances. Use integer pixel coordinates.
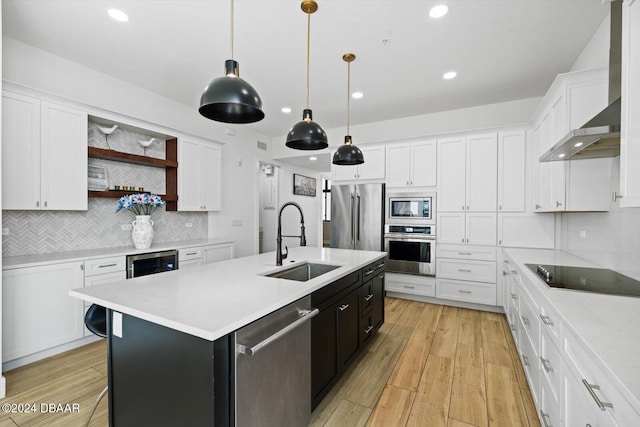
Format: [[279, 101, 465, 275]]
[[84, 304, 107, 338]]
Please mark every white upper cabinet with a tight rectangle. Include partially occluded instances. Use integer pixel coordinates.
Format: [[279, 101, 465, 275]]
[[385, 140, 436, 188], [2, 91, 88, 210], [178, 138, 222, 211], [531, 68, 611, 212], [438, 133, 497, 213], [620, 0, 640, 207], [498, 130, 526, 212], [331, 146, 385, 182]]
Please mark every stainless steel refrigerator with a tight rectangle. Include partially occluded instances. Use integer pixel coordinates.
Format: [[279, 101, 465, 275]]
[[330, 183, 385, 251]]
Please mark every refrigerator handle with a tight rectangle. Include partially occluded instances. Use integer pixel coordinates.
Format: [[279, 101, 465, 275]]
[[350, 193, 355, 245], [356, 194, 361, 242]]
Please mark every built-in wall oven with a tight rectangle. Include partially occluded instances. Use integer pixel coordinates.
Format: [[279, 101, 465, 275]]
[[384, 224, 436, 276], [126, 249, 178, 278], [386, 191, 436, 225]]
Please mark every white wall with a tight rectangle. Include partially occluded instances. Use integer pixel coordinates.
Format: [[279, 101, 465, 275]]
[[570, 12, 610, 72]]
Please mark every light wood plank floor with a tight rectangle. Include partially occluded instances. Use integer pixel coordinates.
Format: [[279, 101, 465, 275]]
[[0, 297, 539, 427]]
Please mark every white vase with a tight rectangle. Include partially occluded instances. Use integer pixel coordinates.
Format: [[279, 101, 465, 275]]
[[131, 215, 154, 249]]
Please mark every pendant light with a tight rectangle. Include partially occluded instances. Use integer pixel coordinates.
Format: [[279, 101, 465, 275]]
[[333, 53, 364, 165], [199, 0, 264, 124], [285, 0, 328, 150]]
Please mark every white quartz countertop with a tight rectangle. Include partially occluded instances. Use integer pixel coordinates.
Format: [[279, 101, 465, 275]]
[[2, 238, 234, 270], [70, 246, 386, 342], [503, 248, 640, 414]]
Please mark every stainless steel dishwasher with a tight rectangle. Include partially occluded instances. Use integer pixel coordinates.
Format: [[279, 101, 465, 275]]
[[234, 295, 318, 427]]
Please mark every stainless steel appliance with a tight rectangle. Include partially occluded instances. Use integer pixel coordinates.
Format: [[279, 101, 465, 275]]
[[525, 264, 640, 298], [384, 224, 436, 276], [331, 183, 385, 251], [234, 295, 319, 426], [126, 249, 178, 278], [386, 191, 436, 225]]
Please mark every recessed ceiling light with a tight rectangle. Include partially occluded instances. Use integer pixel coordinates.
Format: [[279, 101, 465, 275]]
[[443, 71, 457, 80], [310, 156, 317, 161], [108, 8, 129, 22], [558, 153, 566, 158], [574, 142, 584, 147], [429, 5, 449, 19], [352, 92, 363, 99], [281, 107, 292, 114]]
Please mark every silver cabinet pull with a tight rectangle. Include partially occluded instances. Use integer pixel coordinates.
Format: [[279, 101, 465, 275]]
[[44, 201, 48, 208], [458, 290, 472, 294], [539, 410, 552, 427], [502, 271, 508, 276], [98, 263, 117, 268], [540, 356, 554, 373], [522, 354, 529, 367], [540, 314, 554, 326], [364, 269, 375, 276], [403, 285, 415, 289], [504, 259, 510, 264], [237, 308, 319, 356], [461, 238, 465, 243], [582, 379, 614, 411], [338, 304, 349, 311], [375, 262, 385, 269], [458, 252, 472, 256], [556, 201, 563, 207], [185, 252, 198, 256], [535, 204, 542, 209], [364, 325, 374, 334], [521, 316, 530, 326], [364, 294, 374, 302], [458, 269, 472, 273], [511, 269, 518, 275], [378, 274, 384, 279], [36, 201, 40, 208], [511, 293, 518, 300]]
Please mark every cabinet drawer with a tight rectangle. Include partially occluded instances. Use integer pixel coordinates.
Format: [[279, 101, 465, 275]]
[[385, 272, 435, 297], [436, 244, 496, 261], [436, 278, 497, 305], [437, 258, 497, 283], [179, 247, 202, 262], [540, 329, 562, 403], [84, 256, 125, 276], [539, 378, 562, 427], [518, 289, 540, 355], [538, 299, 562, 349], [564, 329, 640, 425], [519, 330, 540, 406]]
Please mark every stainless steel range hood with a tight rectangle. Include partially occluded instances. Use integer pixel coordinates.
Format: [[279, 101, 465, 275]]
[[540, 0, 622, 162]]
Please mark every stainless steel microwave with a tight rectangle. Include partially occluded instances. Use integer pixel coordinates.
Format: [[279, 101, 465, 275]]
[[386, 192, 436, 225]]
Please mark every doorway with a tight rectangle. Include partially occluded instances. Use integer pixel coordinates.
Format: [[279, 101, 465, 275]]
[[258, 162, 279, 254]]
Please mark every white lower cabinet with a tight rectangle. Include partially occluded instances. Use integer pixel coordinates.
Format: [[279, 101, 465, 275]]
[[178, 247, 203, 269], [2, 262, 85, 362], [83, 256, 126, 336], [179, 243, 234, 268], [385, 272, 435, 297], [438, 212, 497, 246], [435, 278, 496, 305]]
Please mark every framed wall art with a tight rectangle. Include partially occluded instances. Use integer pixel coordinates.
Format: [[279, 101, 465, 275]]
[[293, 174, 316, 197]]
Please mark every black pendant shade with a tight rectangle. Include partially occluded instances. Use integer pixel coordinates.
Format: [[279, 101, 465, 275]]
[[332, 135, 364, 165], [199, 59, 264, 124], [285, 109, 328, 150]]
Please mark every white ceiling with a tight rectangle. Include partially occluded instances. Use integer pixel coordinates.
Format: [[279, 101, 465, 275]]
[[2, 0, 608, 172]]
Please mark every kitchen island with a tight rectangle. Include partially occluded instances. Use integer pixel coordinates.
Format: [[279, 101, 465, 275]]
[[70, 246, 386, 426]]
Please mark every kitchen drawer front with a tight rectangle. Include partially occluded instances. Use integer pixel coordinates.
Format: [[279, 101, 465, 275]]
[[202, 244, 234, 264], [437, 258, 497, 283], [84, 256, 125, 276], [519, 328, 541, 406], [539, 329, 563, 403], [436, 244, 496, 261], [564, 329, 640, 425], [84, 271, 127, 307], [436, 278, 497, 305], [518, 289, 540, 355], [178, 247, 202, 262], [538, 299, 562, 349], [539, 376, 562, 427], [385, 272, 435, 297]]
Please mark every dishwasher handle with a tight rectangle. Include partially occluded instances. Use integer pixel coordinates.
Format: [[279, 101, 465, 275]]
[[237, 308, 319, 356]]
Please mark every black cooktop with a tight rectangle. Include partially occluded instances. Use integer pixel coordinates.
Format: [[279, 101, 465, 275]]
[[525, 264, 640, 298]]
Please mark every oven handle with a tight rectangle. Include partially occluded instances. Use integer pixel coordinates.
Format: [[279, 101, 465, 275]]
[[384, 235, 436, 242]]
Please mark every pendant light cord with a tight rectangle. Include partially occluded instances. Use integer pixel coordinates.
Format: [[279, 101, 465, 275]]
[[230, 0, 234, 60], [347, 60, 351, 135], [306, 11, 311, 109]]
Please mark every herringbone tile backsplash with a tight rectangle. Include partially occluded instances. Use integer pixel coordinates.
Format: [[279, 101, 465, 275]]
[[2, 122, 208, 257]]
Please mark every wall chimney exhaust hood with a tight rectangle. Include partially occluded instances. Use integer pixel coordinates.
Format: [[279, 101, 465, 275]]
[[540, 0, 622, 162]]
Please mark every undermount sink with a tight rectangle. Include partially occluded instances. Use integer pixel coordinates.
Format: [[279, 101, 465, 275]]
[[263, 262, 341, 282]]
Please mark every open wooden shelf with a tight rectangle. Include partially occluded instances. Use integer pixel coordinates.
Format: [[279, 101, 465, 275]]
[[88, 138, 178, 211], [88, 146, 178, 168]]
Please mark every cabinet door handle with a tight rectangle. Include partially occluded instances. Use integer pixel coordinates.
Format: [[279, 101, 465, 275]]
[[338, 304, 349, 311], [540, 314, 554, 326], [535, 204, 542, 209], [185, 252, 198, 256], [539, 410, 552, 427], [375, 262, 385, 269], [364, 294, 374, 302], [511, 269, 518, 275], [364, 325, 374, 334], [403, 285, 415, 289], [521, 354, 529, 367], [462, 205, 465, 210], [503, 271, 508, 276], [378, 274, 384, 279], [582, 379, 614, 411], [98, 263, 117, 268], [521, 316, 530, 326], [364, 269, 375, 276], [540, 356, 554, 373], [458, 269, 472, 273], [461, 238, 465, 243], [44, 201, 48, 208], [458, 252, 472, 256], [511, 293, 518, 300], [458, 290, 472, 294], [556, 201, 563, 207], [36, 201, 40, 208]]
